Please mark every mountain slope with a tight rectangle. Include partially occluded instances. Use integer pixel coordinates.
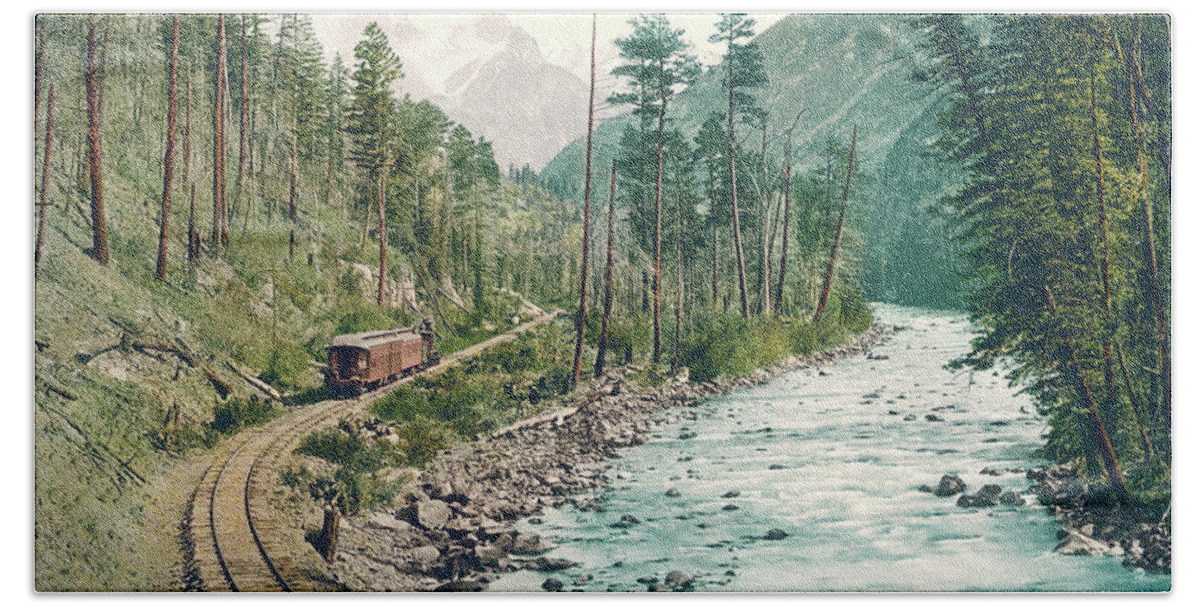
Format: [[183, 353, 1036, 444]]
[[539, 14, 965, 308]]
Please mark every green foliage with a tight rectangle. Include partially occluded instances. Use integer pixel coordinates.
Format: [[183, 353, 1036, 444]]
[[394, 416, 454, 467], [208, 396, 280, 437], [373, 323, 575, 437], [919, 14, 1171, 499]]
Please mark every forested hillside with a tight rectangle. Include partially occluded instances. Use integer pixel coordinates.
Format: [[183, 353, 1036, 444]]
[[540, 14, 967, 310], [32, 13, 583, 590]]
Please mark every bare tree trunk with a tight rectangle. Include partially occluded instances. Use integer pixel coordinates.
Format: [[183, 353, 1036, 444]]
[[237, 15, 249, 228], [651, 60, 669, 363], [187, 184, 197, 263], [572, 16, 597, 388], [673, 186, 684, 372], [377, 173, 387, 306], [182, 74, 191, 190], [212, 14, 227, 250], [775, 160, 791, 314], [711, 225, 719, 307], [35, 84, 55, 271], [156, 15, 180, 282], [814, 125, 857, 323], [288, 115, 298, 263], [35, 27, 44, 142], [594, 160, 617, 379], [1043, 285, 1131, 503], [242, 107, 255, 236], [85, 16, 108, 266], [726, 39, 750, 318]]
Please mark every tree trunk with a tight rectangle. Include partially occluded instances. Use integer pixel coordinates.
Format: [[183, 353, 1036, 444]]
[[377, 173, 387, 306], [594, 160, 617, 379], [85, 16, 108, 266], [35, 27, 43, 143], [182, 74, 191, 190], [288, 115, 298, 263], [814, 125, 857, 323], [673, 185, 685, 372], [775, 160, 791, 314], [212, 15, 227, 250], [1043, 285, 1131, 503], [237, 16, 249, 225], [651, 60, 669, 363], [156, 15, 179, 282], [187, 183, 199, 263], [35, 83, 55, 271], [572, 16, 597, 388], [726, 37, 750, 318], [1088, 55, 1117, 408], [1114, 21, 1170, 428], [711, 224, 719, 307], [242, 106, 255, 236]]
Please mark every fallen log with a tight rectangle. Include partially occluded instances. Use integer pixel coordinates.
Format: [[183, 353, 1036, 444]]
[[227, 362, 281, 400]]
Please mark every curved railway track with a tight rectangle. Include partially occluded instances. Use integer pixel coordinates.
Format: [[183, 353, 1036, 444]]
[[185, 311, 559, 592]]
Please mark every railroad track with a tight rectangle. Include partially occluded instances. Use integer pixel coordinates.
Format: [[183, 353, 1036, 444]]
[[185, 311, 560, 592]]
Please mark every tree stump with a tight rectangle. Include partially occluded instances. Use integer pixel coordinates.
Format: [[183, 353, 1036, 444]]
[[320, 505, 339, 563]]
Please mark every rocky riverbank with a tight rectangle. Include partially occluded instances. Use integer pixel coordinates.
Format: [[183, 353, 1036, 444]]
[[322, 325, 889, 591], [1029, 462, 1171, 574], [920, 462, 1170, 575]]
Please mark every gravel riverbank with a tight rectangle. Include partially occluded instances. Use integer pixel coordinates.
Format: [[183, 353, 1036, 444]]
[[324, 325, 889, 591]]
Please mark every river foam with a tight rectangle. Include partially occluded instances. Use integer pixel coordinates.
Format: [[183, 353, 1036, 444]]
[[489, 305, 1170, 592]]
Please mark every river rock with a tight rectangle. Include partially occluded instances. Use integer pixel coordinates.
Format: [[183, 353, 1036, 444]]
[[636, 575, 659, 584], [573, 574, 593, 585], [534, 557, 578, 572], [541, 577, 564, 592], [665, 570, 694, 590], [722, 490, 741, 498], [765, 528, 789, 540], [366, 511, 413, 534], [998, 490, 1025, 506], [409, 545, 441, 565], [405, 499, 453, 530], [511, 531, 553, 555], [473, 543, 505, 566], [665, 488, 681, 497], [933, 475, 966, 497], [1057, 530, 1123, 557], [611, 514, 641, 528], [434, 580, 486, 592]]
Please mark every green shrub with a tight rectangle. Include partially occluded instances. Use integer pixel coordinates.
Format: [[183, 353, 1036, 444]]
[[395, 416, 454, 466], [208, 395, 280, 435]]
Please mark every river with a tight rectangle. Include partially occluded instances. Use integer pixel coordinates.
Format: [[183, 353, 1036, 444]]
[[488, 305, 1170, 592]]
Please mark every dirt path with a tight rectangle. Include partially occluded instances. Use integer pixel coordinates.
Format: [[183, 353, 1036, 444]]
[[180, 310, 561, 591]]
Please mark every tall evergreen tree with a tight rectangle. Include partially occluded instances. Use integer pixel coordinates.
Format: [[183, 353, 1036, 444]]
[[610, 13, 700, 363], [347, 22, 403, 306]]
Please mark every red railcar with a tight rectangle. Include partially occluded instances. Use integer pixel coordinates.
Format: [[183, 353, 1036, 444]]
[[325, 320, 439, 397]]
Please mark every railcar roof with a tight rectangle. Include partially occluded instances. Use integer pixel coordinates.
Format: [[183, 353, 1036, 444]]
[[328, 327, 420, 350]]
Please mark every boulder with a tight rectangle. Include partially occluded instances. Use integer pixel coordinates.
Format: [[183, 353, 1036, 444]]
[[998, 491, 1026, 506], [665, 488, 681, 497], [434, 580, 486, 592], [933, 475, 966, 497], [409, 545, 441, 565], [405, 499, 453, 530], [765, 528, 789, 540], [1057, 530, 1123, 557], [541, 577, 564, 592], [611, 514, 641, 529], [665, 570, 694, 590], [534, 556, 579, 572]]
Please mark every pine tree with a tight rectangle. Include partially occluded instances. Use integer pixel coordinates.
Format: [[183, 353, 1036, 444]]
[[155, 14, 179, 282], [85, 15, 108, 265], [711, 13, 767, 318], [610, 13, 700, 362], [347, 22, 403, 306]]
